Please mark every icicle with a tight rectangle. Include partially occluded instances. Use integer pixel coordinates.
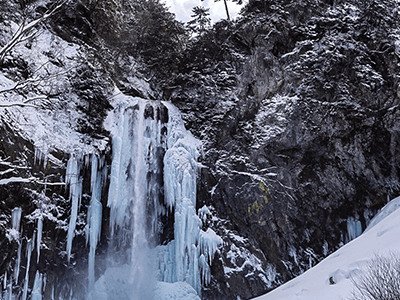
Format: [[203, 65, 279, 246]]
[[14, 240, 22, 282], [346, 216, 362, 242], [3, 271, 7, 289], [65, 155, 83, 263], [31, 271, 43, 300], [37, 217, 43, 263], [34, 148, 48, 169], [22, 238, 33, 300], [11, 207, 22, 232], [87, 154, 103, 291], [199, 228, 223, 263], [198, 254, 210, 285], [7, 279, 12, 300]]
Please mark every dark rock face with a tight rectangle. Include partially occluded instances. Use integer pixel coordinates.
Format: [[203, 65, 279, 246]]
[[168, 0, 400, 298]]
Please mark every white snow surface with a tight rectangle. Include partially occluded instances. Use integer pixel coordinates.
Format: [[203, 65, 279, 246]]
[[0, 29, 107, 156], [154, 282, 200, 300], [253, 196, 400, 300]]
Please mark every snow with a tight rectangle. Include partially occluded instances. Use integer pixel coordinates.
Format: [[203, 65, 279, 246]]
[[154, 281, 200, 300], [0, 28, 107, 158], [252, 95, 298, 148], [253, 196, 400, 300], [365, 196, 400, 231]]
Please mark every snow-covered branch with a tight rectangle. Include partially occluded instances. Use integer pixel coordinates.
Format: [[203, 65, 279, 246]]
[[0, 95, 49, 108], [0, 176, 65, 186], [0, 160, 31, 169], [0, 1, 67, 64]]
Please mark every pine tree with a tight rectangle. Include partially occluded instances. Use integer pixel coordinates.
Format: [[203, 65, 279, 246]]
[[202, 0, 243, 20], [187, 6, 211, 34]]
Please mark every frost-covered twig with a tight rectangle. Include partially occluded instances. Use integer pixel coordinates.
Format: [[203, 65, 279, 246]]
[[0, 176, 65, 186], [0, 102, 38, 108], [0, 159, 31, 169], [0, 95, 50, 108], [0, 0, 67, 64]]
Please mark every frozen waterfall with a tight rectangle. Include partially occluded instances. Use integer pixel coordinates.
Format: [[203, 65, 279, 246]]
[[91, 97, 221, 299], [1, 97, 221, 300]]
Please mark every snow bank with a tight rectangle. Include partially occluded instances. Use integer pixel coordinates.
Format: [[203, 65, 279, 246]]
[[253, 197, 400, 300]]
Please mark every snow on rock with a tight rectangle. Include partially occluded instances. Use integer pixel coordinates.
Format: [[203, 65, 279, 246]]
[[253, 197, 400, 300], [365, 196, 400, 231]]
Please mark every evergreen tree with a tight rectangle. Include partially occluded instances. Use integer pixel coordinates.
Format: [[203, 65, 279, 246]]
[[202, 0, 243, 20], [187, 6, 211, 34]]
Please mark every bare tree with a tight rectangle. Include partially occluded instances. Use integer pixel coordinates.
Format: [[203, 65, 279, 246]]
[[0, 0, 68, 64], [348, 253, 400, 300]]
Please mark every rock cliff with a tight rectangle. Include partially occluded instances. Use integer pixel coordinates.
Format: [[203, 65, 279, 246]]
[[0, 0, 400, 299]]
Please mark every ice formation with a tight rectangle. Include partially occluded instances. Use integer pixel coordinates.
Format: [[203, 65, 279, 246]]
[[101, 97, 221, 298], [86, 154, 104, 291], [36, 217, 43, 263], [31, 271, 43, 300], [65, 155, 83, 263], [346, 216, 362, 242], [2, 97, 222, 299]]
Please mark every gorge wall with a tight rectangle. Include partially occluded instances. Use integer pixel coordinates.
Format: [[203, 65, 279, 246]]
[[1, 0, 400, 299]]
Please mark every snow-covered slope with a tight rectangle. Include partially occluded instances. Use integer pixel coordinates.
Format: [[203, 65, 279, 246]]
[[253, 197, 400, 300]]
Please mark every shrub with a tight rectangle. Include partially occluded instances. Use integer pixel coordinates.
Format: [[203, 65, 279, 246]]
[[348, 253, 400, 300]]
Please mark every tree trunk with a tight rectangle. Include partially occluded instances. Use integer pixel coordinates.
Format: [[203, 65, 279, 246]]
[[223, 0, 230, 20]]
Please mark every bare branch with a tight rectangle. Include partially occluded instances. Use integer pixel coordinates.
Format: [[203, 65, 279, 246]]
[[0, 176, 65, 186], [0, 0, 68, 64]]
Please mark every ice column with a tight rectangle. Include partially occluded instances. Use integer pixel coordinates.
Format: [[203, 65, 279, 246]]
[[106, 99, 165, 298], [65, 155, 83, 263], [31, 271, 43, 300], [37, 217, 43, 263], [22, 237, 34, 300], [11, 207, 22, 233], [86, 154, 103, 291], [346, 216, 362, 242], [160, 102, 223, 294]]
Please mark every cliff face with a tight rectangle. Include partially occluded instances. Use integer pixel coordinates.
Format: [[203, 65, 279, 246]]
[[168, 0, 400, 298], [0, 0, 400, 299]]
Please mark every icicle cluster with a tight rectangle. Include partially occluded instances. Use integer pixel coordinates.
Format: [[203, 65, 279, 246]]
[[2, 97, 222, 300], [157, 102, 222, 294]]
